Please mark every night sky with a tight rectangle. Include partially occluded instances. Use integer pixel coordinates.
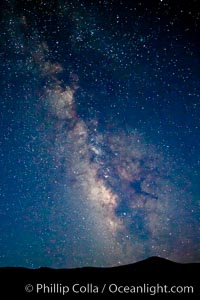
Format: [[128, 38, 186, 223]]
[[0, 0, 199, 268]]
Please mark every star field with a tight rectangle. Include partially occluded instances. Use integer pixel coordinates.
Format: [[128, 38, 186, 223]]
[[0, 0, 199, 268]]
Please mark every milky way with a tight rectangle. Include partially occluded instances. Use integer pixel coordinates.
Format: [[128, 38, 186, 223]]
[[0, 0, 199, 268], [28, 41, 195, 266]]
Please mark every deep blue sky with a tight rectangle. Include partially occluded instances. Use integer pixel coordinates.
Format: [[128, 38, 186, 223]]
[[0, 0, 199, 267]]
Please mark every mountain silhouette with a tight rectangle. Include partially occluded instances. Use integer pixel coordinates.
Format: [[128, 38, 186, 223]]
[[0, 257, 199, 298]]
